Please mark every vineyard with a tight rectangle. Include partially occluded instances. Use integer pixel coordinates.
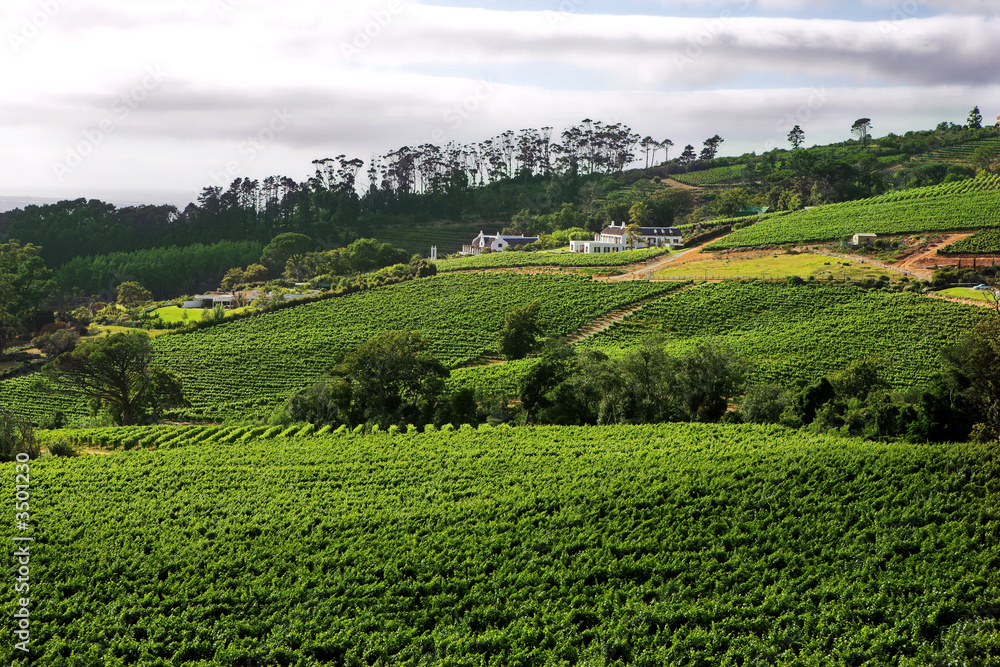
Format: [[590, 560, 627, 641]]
[[0, 274, 675, 422], [908, 137, 1000, 164], [671, 164, 747, 186], [4, 424, 998, 664], [706, 172, 1000, 250], [939, 229, 1000, 255], [368, 220, 488, 256], [435, 247, 670, 272], [586, 281, 985, 389]]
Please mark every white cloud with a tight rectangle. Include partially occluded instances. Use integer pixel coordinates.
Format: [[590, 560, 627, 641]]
[[1, 0, 997, 198]]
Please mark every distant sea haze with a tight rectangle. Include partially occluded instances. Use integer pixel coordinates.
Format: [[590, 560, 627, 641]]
[[0, 191, 195, 213]]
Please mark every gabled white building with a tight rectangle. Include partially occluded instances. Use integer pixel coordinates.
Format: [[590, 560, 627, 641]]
[[569, 222, 683, 254], [462, 231, 540, 255]]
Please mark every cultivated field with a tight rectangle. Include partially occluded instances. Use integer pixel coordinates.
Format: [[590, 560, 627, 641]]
[[707, 173, 1000, 250], [585, 281, 985, 389], [0, 274, 676, 422], [3, 424, 997, 664]]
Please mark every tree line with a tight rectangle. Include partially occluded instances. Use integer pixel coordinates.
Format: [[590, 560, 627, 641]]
[[0, 119, 733, 269], [282, 298, 998, 443]]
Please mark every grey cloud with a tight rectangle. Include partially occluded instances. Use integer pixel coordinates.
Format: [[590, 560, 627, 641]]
[[336, 10, 1000, 89]]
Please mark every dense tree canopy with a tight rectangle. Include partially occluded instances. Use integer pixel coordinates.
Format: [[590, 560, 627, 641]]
[[0, 240, 55, 353], [498, 300, 543, 360]]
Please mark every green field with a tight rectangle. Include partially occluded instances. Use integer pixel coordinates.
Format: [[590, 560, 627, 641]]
[[4, 424, 997, 664], [706, 173, 1000, 250], [150, 305, 250, 324], [652, 252, 899, 281], [935, 287, 993, 301], [435, 247, 671, 272], [0, 274, 675, 422], [585, 282, 985, 389]]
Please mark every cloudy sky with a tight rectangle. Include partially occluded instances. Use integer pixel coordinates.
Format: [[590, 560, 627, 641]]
[[1, 0, 998, 207]]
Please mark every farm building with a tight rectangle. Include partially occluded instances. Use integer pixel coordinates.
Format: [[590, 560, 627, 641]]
[[462, 231, 539, 255], [852, 233, 878, 247], [184, 289, 319, 309], [186, 293, 238, 308], [570, 222, 683, 254]]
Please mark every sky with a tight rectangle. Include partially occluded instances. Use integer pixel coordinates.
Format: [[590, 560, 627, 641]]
[[1, 0, 998, 208]]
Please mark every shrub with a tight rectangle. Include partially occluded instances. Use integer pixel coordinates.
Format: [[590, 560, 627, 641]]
[[32, 329, 80, 357], [47, 440, 78, 457]]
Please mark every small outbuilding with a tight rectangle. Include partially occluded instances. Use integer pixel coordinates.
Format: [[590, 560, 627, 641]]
[[462, 231, 540, 255], [852, 233, 878, 247]]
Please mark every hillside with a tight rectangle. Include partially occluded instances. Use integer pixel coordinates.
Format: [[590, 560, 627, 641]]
[[707, 173, 1000, 250], [4, 424, 997, 663], [0, 274, 676, 422], [584, 281, 985, 389]]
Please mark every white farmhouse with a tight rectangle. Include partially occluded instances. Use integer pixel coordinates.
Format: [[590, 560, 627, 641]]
[[569, 222, 683, 254], [462, 231, 540, 255]]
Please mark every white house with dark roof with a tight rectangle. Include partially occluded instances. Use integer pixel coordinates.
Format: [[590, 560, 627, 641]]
[[462, 231, 540, 255], [569, 222, 683, 254]]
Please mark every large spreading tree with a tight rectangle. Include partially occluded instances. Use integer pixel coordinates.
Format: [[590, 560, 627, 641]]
[[47, 332, 186, 426]]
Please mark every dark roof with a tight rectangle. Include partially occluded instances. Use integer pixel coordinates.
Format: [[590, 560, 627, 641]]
[[600, 226, 681, 237]]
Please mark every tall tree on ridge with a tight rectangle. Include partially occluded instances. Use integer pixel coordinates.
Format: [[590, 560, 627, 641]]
[[851, 118, 873, 149], [788, 125, 805, 150]]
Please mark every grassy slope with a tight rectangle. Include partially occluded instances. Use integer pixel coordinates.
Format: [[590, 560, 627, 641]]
[[707, 173, 1000, 250], [653, 252, 899, 281], [935, 287, 991, 301], [585, 282, 985, 389], [3, 424, 997, 664], [0, 274, 674, 422]]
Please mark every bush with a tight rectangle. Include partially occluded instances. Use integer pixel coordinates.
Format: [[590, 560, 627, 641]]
[[740, 384, 790, 424], [32, 329, 80, 357], [47, 440, 77, 457]]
